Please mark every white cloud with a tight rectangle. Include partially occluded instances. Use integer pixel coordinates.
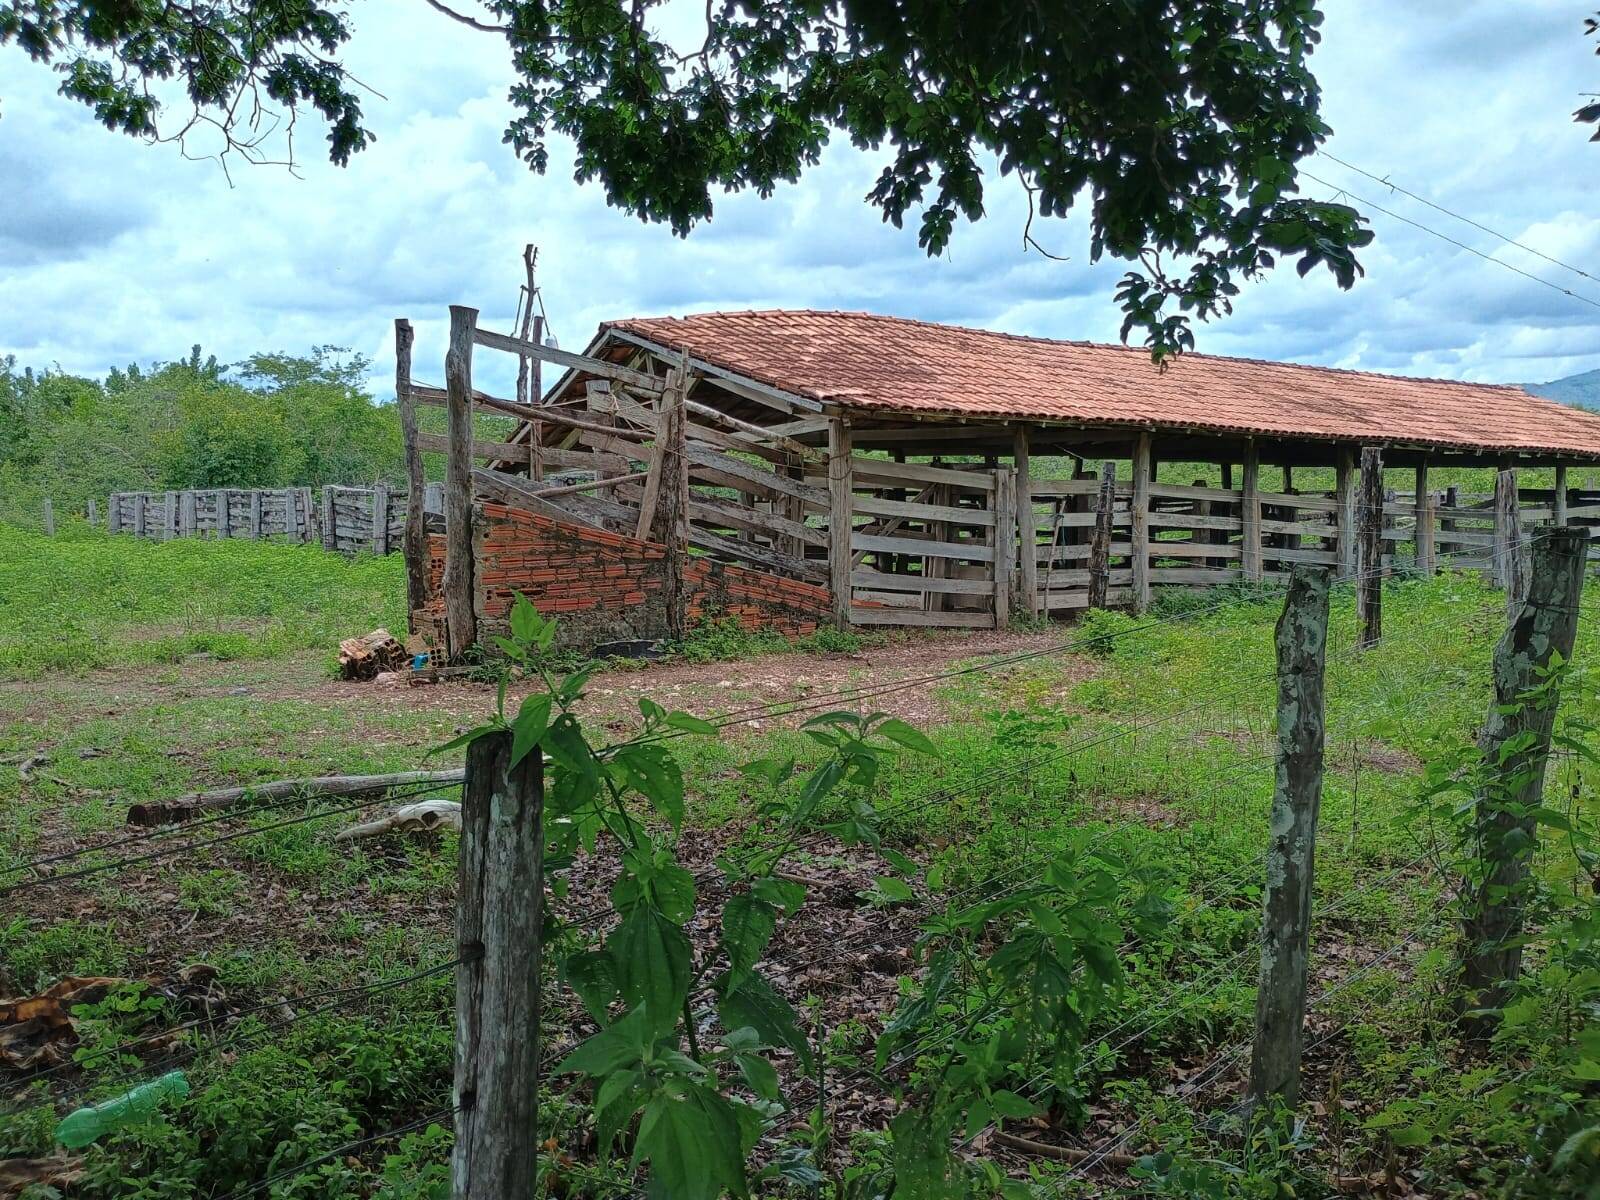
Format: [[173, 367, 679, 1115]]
[[1, 0, 1597, 399]]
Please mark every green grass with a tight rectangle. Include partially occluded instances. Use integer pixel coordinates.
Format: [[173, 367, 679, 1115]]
[[2, 525, 1597, 1197], [0, 525, 406, 679]]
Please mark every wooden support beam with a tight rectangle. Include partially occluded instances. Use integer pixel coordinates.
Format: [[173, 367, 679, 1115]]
[[1088, 461, 1116, 610], [475, 325, 665, 393], [452, 730, 544, 1200], [660, 362, 691, 639], [993, 467, 1015, 630], [444, 305, 479, 660], [1357, 446, 1384, 648], [1334, 448, 1356, 579], [828, 417, 854, 630], [396, 318, 429, 622], [1241, 442, 1263, 582], [1415, 460, 1435, 575], [1494, 468, 1527, 612], [1014, 424, 1038, 615], [1131, 431, 1153, 613], [1248, 566, 1330, 1109], [1554, 464, 1569, 527]]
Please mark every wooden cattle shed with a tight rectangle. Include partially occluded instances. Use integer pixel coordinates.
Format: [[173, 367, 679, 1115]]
[[399, 307, 1600, 656]]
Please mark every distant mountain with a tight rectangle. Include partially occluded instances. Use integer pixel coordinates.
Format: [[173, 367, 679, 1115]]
[[1524, 368, 1600, 411]]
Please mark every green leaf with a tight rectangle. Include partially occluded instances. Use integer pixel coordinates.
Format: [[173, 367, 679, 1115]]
[[735, 1050, 781, 1101], [750, 875, 805, 915], [612, 907, 693, 1036], [428, 723, 499, 756], [875, 718, 938, 756], [557, 1003, 653, 1077], [880, 847, 919, 877], [509, 693, 552, 767], [666, 711, 718, 736], [721, 893, 778, 983], [792, 757, 844, 825], [613, 742, 685, 829], [870, 876, 915, 904], [716, 970, 812, 1070], [634, 1082, 748, 1200], [562, 949, 618, 1023], [509, 593, 543, 644]]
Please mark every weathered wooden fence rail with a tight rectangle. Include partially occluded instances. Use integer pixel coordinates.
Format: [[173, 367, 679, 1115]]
[[102, 484, 444, 555]]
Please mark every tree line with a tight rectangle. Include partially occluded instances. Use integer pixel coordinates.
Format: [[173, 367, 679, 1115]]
[[0, 346, 409, 530]]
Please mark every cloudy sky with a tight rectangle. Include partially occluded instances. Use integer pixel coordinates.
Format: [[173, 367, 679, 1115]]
[[3, 0, 1598, 401]]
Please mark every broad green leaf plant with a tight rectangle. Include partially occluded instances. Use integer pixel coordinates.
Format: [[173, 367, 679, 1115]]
[[444, 593, 937, 1199]]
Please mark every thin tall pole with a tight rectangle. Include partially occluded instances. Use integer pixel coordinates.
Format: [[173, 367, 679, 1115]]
[[444, 306, 480, 659]]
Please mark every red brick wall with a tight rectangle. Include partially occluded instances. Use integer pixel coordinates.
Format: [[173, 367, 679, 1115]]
[[414, 502, 831, 649]]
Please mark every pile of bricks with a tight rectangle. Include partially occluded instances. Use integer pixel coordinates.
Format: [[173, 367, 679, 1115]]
[[414, 502, 831, 650]]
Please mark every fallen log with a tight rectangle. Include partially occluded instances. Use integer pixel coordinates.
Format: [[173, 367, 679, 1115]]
[[335, 798, 462, 841], [127, 770, 465, 827]]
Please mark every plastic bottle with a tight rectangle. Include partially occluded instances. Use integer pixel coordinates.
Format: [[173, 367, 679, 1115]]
[[55, 1070, 189, 1148]]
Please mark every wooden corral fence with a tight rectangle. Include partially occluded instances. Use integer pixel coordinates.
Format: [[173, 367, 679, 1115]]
[[103, 484, 444, 555]]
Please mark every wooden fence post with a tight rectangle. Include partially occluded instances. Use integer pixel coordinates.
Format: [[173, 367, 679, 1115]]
[[1414, 460, 1435, 575], [164, 491, 178, 540], [1460, 526, 1589, 1037], [249, 490, 263, 539], [1087, 461, 1116, 610], [179, 490, 197, 538], [132, 494, 146, 539], [1014, 425, 1038, 616], [1241, 442, 1263, 582], [444, 305, 480, 660], [216, 490, 232, 540], [1440, 484, 1458, 563], [1554, 464, 1569, 527], [1357, 447, 1384, 648], [452, 730, 544, 1200], [1493, 468, 1526, 614], [659, 362, 691, 641], [397, 318, 429, 623], [322, 487, 337, 551], [1249, 565, 1330, 1108], [992, 468, 1015, 630], [42, 497, 55, 536], [1334, 448, 1356, 578], [1131, 431, 1153, 613], [373, 483, 390, 556], [828, 416, 854, 631], [87, 497, 99, 529]]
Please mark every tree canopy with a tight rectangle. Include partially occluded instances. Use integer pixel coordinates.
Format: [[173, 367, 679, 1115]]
[[2, 0, 1388, 355]]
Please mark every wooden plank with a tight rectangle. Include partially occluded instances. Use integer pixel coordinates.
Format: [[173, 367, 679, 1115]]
[[1146, 541, 1243, 560], [1256, 490, 1338, 512], [475, 326, 665, 392], [1258, 516, 1335, 539], [1028, 477, 1102, 497], [1148, 481, 1243, 504], [1014, 426, 1037, 616], [444, 306, 480, 659], [687, 443, 830, 508], [829, 419, 854, 629], [660, 362, 691, 638], [689, 524, 824, 581], [1264, 545, 1339, 566], [851, 532, 995, 563], [1149, 510, 1245, 534], [848, 606, 993, 628], [607, 327, 824, 413], [845, 456, 996, 490], [1149, 566, 1245, 585], [1241, 443, 1262, 582], [994, 467, 1015, 629], [685, 490, 826, 549], [851, 493, 994, 527], [1130, 431, 1152, 614], [683, 397, 825, 461], [850, 569, 992, 596]]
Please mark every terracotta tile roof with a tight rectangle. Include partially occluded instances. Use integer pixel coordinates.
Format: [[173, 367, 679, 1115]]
[[604, 309, 1600, 459]]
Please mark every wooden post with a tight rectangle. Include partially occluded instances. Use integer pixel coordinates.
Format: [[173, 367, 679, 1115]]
[[1241, 442, 1262, 582], [249, 490, 263, 539], [1493, 468, 1525, 611], [215, 490, 231, 540], [321, 487, 337, 551], [444, 305, 480, 660], [42, 497, 55, 536], [372, 483, 390, 555], [87, 497, 99, 529], [1554, 464, 1569, 527], [133, 494, 146, 539], [397, 318, 430, 620], [452, 730, 544, 1200], [1460, 526, 1589, 1036], [992, 468, 1015, 630], [1087, 461, 1116, 610], [659, 364, 691, 640], [828, 416, 854, 631], [1248, 566, 1330, 1108], [179, 491, 197, 538], [1415, 460, 1435, 575], [1440, 484, 1458, 563], [1014, 425, 1038, 616], [164, 491, 178, 540], [1131, 431, 1153, 613], [1357, 447, 1384, 648], [300, 487, 314, 543], [1335, 448, 1356, 579]]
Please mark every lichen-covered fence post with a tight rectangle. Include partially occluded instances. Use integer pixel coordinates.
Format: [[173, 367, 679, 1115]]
[[1087, 461, 1116, 610], [1460, 525, 1589, 1038], [1357, 446, 1384, 647], [1248, 566, 1330, 1108], [443, 305, 479, 660], [452, 730, 544, 1198], [396, 318, 429, 624]]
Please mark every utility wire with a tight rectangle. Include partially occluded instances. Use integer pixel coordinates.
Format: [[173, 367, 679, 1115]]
[[1316, 150, 1599, 286], [1300, 170, 1600, 312]]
